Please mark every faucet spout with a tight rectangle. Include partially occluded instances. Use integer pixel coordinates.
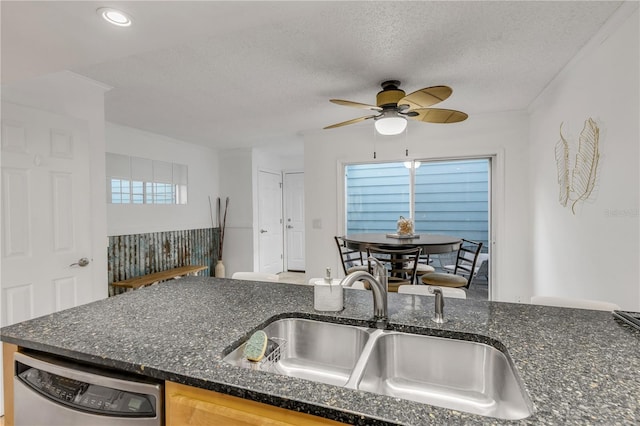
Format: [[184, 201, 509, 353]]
[[431, 287, 445, 324], [340, 261, 388, 328]]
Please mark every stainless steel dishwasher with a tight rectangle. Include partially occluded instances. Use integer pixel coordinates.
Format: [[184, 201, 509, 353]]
[[14, 351, 162, 426]]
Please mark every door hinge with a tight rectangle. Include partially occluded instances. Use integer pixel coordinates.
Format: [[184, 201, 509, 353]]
[[279, 182, 283, 188]]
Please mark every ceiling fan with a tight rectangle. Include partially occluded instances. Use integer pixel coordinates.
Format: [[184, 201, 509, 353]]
[[324, 80, 468, 135]]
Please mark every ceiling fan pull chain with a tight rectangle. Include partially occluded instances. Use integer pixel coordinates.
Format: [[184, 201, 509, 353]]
[[373, 127, 377, 159], [404, 125, 409, 157]]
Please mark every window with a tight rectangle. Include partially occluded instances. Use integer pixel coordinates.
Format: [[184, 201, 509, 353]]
[[150, 182, 175, 204], [110, 178, 131, 204], [106, 153, 188, 205], [132, 180, 144, 204], [345, 158, 489, 250]]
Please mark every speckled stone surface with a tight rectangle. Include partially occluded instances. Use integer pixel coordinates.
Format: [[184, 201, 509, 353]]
[[2, 277, 638, 425]]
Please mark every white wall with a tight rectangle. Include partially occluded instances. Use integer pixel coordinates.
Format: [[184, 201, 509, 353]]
[[304, 111, 531, 303], [528, 5, 639, 310], [217, 144, 304, 277], [218, 149, 254, 276], [105, 123, 219, 236], [254, 143, 304, 173]]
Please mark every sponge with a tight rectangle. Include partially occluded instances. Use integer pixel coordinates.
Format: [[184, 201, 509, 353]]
[[243, 330, 268, 362]]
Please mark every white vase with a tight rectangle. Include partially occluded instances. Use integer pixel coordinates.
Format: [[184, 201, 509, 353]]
[[215, 260, 225, 278]]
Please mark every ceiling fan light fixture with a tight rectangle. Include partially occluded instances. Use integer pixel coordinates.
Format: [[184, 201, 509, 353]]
[[404, 161, 422, 169], [97, 7, 132, 27], [374, 112, 407, 136]]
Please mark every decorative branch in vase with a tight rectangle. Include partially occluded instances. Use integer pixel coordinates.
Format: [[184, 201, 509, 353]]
[[215, 196, 229, 277]]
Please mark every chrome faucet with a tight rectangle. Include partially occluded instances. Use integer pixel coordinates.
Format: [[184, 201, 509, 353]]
[[340, 257, 388, 328], [431, 287, 445, 323]]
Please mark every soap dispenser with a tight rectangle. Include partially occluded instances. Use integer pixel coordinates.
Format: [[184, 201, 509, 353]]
[[314, 266, 343, 311]]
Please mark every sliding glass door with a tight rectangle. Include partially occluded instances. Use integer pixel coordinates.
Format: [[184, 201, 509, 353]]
[[345, 158, 490, 250]]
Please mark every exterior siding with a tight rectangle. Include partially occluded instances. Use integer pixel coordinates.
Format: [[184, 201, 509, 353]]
[[346, 159, 489, 250]]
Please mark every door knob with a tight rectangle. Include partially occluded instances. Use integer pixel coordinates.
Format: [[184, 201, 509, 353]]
[[260, 229, 268, 233], [70, 257, 90, 267], [287, 225, 293, 229]]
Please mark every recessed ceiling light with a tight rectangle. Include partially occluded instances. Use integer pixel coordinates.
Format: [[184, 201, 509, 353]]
[[97, 7, 132, 27]]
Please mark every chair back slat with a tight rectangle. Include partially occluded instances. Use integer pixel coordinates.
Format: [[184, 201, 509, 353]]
[[453, 239, 484, 288], [334, 236, 366, 275], [366, 246, 422, 290]]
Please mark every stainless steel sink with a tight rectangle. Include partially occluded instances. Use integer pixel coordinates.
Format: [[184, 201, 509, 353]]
[[223, 318, 533, 420], [356, 332, 533, 420], [224, 318, 371, 386]]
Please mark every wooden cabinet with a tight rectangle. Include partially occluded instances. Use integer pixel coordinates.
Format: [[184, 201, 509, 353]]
[[165, 381, 345, 426], [2, 343, 18, 426]]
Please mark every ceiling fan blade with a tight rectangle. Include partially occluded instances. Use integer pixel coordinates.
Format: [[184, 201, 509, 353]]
[[398, 86, 452, 109], [323, 115, 377, 129], [406, 108, 468, 124], [330, 99, 382, 111]]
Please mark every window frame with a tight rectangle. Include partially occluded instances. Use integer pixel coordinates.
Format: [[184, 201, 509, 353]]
[[338, 153, 500, 300]]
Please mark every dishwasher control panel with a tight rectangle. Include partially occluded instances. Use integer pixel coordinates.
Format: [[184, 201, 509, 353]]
[[16, 358, 157, 417]]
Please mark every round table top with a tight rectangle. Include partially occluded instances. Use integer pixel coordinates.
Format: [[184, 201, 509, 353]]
[[343, 233, 462, 254]]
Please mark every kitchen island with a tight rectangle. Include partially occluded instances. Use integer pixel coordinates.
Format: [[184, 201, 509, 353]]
[[2, 277, 639, 425]]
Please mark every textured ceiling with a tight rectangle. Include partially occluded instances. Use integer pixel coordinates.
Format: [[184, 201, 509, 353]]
[[1, 1, 623, 150]]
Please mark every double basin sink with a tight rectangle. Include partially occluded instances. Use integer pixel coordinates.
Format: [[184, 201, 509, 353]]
[[223, 318, 533, 420]]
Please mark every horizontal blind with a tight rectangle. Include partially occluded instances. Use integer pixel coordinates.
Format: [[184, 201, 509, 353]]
[[131, 157, 153, 181], [106, 153, 131, 178]]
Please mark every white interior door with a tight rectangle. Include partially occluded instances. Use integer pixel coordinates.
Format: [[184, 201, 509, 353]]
[[258, 170, 283, 274], [284, 172, 305, 271], [1, 102, 95, 327]]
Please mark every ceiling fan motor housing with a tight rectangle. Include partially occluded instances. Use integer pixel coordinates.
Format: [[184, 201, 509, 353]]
[[376, 80, 405, 108]]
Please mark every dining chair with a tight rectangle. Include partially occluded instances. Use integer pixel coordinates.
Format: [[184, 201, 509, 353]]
[[406, 253, 436, 283], [530, 296, 620, 311], [334, 236, 368, 276], [397, 285, 467, 299], [443, 252, 489, 281], [421, 239, 483, 288], [231, 272, 280, 282], [366, 246, 422, 292], [473, 254, 490, 283]]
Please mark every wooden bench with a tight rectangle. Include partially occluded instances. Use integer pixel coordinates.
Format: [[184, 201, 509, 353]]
[[110, 265, 209, 295]]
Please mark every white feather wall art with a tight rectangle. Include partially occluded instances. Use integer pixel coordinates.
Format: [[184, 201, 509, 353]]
[[554, 118, 600, 215]]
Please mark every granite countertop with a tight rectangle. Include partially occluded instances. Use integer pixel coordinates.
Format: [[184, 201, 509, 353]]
[[1, 277, 638, 425]]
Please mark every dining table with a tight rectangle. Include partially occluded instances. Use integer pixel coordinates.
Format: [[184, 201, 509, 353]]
[[342, 233, 462, 255]]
